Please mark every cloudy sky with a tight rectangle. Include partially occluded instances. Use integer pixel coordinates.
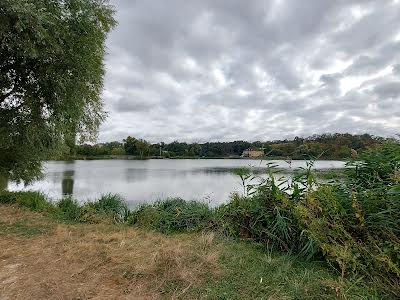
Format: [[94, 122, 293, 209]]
[[99, 0, 400, 143]]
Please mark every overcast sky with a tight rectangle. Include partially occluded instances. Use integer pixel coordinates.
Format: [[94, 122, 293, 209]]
[[99, 0, 400, 143]]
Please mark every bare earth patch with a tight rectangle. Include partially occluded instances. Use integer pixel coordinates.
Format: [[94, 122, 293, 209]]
[[0, 206, 220, 299]]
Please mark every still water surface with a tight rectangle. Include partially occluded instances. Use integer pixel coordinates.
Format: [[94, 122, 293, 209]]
[[8, 159, 345, 207]]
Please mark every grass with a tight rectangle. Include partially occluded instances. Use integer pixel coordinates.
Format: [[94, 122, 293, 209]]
[[0, 190, 397, 298], [189, 241, 383, 299], [130, 198, 214, 233], [0, 191, 129, 224], [0, 219, 50, 237], [0, 204, 389, 299]]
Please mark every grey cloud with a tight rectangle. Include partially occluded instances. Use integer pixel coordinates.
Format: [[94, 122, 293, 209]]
[[98, 0, 400, 143], [114, 97, 155, 113], [393, 64, 400, 76], [373, 81, 400, 99]]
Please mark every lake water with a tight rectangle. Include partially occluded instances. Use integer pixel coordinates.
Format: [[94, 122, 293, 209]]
[[7, 159, 345, 207]]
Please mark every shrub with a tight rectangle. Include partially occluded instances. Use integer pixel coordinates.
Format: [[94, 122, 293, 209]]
[[345, 140, 400, 196], [15, 191, 54, 212], [130, 198, 214, 233], [79, 194, 129, 224], [295, 184, 400, 294], [57, 197, 81, 221], [217, 188, 315, 256], [0, 191, 18, 204], [79, 203, 107, 223], [292, 141, 400, 294], [217, 141, 400, 294]]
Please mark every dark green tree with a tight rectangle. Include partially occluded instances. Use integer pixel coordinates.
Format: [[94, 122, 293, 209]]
[[0, 0, 116, 182], [123, 136, 138, 155], [135, 139, 150, 158]]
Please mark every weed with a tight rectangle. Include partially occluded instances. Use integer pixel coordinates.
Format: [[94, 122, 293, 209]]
[[130, 198, 214, 233], [0, 191, 18, 204], [57, 197, 81, 221]]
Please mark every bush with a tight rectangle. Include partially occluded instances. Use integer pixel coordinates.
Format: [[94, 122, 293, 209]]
[[0, 191, 129, 224], [79, 194, 129, 224], [57, 197, 81, 221], [216, 141, 400, 294], [14, 191, 54, 212], [295, 142, 400, 293], [217, 186, 317, 257], [296, 186, 400, 293], [130, 198, 214, 233], [0, 191, 18, 204]]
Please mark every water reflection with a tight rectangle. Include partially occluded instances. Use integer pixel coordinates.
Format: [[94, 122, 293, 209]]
[[192, 166, 282, 175], [61, 170, 74, 196], [124, 168, 149, 182]]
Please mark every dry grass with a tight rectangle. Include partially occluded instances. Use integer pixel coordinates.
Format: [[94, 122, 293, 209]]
[[0, 205, 220, 299], [0, 205, 387, 300]]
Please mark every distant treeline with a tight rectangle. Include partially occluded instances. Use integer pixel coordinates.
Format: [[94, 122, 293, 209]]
[[62, 133, 388, 160]]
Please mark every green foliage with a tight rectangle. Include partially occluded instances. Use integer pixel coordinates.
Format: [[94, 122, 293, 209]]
[[0, 220, 51, 237], [123, 136, 138, 155], [77, 142, 124, 157], [346, 140, 400, 190], [0, 191, 128, 224], [216, 181, 315, 256], [233, 167, 253, 196], [295, 186, 400, 292], [82, 194, 129, 223], [190, 241, 386, 299], [89, 194, 129, 223], [71, 133, 383, 159], [294, 141, 400, 293], [0, 191, 18, 204], [0, 191, 59, 213], [57, 197, 81, 221], [0, 0, 116, 182], [130, 198, 214, 233], [220, 141, 400, 295], [110, 147, 125, 156], [14, 191, 54, 212], [135, 139, 151, 158]]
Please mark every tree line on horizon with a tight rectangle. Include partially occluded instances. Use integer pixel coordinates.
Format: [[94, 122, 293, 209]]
[[67, 133, 387, 160]]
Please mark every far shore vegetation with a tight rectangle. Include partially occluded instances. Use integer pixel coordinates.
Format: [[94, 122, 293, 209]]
[[58, 132, 386, 161]]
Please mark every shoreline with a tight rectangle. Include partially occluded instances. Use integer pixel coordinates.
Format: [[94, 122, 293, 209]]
[[49, 155, 348, 162]]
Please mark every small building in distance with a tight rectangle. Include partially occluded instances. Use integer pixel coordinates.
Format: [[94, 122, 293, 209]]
[[241, 148, 264, 158]]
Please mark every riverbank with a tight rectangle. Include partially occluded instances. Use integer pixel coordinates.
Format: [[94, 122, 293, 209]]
[[0, 203, 385, 299]]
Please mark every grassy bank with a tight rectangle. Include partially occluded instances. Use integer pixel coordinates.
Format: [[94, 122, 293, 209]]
[[0, 203, 387, 299]]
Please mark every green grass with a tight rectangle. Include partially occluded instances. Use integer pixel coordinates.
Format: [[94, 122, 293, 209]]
[[57, 196, 81, 221], [0, 191, 130, 224], [130, 198, 214, 233], [188, 241, 386, 299], [0, 219, 52, 237]]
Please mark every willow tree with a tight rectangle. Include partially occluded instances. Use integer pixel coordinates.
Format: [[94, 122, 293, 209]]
[[0, 0, 116, 182]]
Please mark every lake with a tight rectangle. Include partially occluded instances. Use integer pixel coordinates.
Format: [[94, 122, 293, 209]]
[[7, 159, 345, 207]]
